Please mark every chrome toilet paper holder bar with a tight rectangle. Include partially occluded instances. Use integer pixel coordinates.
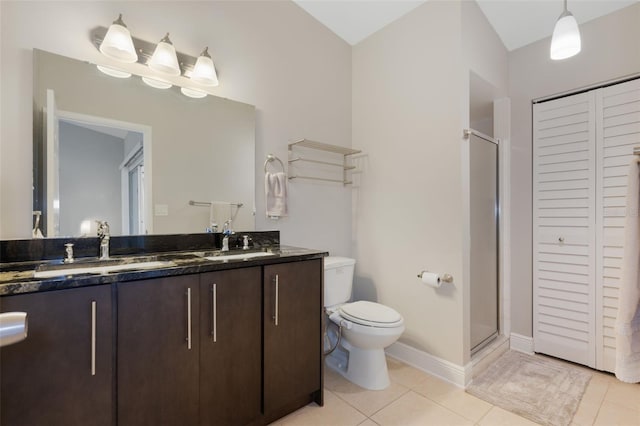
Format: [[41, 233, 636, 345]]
[[416, 271, 454, 283]]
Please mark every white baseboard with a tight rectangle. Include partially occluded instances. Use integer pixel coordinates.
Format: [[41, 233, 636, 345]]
[[386, 342, 471, 388], [510, 333, 534, 355]]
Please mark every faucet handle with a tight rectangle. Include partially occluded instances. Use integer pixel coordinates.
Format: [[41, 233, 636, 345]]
[[63, 243, 75, 263], [96, 220, 110, 237]]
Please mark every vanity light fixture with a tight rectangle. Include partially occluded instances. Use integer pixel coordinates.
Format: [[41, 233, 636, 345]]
[[148, 33, 181, 76], [99, 14, 138, 63], [190, 47, 219, 87], [550, 0, 581, 60], [93, 20, 219, 97]]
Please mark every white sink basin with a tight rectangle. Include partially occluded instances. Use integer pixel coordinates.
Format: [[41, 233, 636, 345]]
[[204, 252, 275, 261], [34, 260, 175, 279]]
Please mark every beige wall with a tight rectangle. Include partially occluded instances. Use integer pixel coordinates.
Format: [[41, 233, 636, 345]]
[[352, 0, 507, 367], [353, 0, 465, 365], [0, 1, 353, 256], [509, 3, 640, 337]]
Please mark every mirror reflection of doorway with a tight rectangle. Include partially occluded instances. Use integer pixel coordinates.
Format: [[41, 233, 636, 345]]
[[44, 89, 151, 237], [58, 118, 144, 236]]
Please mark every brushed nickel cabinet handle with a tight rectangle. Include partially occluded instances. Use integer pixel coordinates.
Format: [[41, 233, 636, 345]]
[[91, 300, 96, 376], [274, 274, 279, 326], [186, 288, 192, 350], [212, 284, 217, 343]]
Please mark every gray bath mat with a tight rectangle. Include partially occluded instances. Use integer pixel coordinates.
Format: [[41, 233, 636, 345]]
[[467, 350, 591, 426]]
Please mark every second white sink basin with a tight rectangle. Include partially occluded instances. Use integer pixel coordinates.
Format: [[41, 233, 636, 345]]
[[204, 252, 276, 261], [34, 260, 176, 279]]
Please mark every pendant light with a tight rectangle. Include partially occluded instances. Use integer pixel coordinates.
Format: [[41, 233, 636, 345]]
[[148, 33, 181, 76], [99, 14, 138, 63], [190, 47, 219, 87], [550, 0, 581, 60]]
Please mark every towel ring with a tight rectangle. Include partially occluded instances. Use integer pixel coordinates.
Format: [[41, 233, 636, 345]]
[[264, 154, 285, 173]]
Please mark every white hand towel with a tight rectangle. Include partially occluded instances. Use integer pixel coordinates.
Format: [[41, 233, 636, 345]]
[[265, 172, 288, 218], [615, 157, 640, 383]]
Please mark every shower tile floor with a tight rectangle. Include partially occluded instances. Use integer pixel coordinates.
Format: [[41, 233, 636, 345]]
[[270, 356, 640, 426]]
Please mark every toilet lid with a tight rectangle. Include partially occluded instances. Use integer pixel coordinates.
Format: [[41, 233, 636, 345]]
[[339, 301, 403, 327]]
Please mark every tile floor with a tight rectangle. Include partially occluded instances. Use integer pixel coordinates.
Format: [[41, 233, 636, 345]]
[[271, 356, 640, 426]]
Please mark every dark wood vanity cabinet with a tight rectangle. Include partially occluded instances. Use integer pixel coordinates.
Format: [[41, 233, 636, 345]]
[[0, 285, 113, 426], [117, 275, 200, 426], [199, 267, 262, 426], [263, 259, 323, 421], [0, 256, 323, 426]]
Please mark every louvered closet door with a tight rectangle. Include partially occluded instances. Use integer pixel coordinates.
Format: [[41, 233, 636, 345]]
[[595, 78, 640, 372], [533, 92, 596, 367]]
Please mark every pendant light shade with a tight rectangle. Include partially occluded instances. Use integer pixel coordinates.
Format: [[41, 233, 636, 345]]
[[190, 47, 219, 87], [550, 1, 581, 60], [148, 33, 181, 76], [99, 14, 138, 63]]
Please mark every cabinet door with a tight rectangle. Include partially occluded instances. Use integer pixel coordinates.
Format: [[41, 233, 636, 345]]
[[264, 259, 323, 418], [117, 276, 199, 426], [199, 267, 261, 426], [0, 285, 113, 426]]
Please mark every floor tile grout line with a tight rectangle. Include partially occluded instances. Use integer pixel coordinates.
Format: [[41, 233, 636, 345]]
[[331, 383, 412, 419], [474, 403, 497, 426]]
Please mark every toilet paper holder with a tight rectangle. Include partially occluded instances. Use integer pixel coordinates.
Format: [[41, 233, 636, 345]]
[[416, 271, 454, 283]]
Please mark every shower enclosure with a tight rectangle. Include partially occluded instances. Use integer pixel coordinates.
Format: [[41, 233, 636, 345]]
[[468, 130, 499, 353]]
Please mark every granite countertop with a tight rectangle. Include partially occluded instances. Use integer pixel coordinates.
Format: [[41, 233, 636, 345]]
[[0, 245, 328, 296]]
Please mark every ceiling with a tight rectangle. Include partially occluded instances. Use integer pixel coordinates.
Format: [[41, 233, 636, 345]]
[[293, 0, 638, 50]]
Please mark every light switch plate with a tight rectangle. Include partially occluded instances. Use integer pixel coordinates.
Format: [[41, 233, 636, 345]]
[[154, 204, 169, 216]]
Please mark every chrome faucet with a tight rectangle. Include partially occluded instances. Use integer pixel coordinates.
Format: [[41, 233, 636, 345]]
[[221, 220, 234, 252], [97, 221, 110, 260]]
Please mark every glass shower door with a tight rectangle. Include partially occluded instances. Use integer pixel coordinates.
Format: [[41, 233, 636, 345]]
[[470, 134, 499, 352]]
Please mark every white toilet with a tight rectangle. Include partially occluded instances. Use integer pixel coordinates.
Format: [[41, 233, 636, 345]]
[[324, 256, 404, 390]]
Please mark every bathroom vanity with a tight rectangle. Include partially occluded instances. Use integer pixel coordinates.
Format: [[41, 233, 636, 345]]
[[0, 233, 325, 426]]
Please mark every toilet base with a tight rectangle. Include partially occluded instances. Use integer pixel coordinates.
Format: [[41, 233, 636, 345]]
[[325, 339, 391, 390]]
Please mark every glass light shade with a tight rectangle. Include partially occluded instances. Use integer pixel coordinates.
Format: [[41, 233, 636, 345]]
[[550, 12, 581, 60], [181, 87, 207, 98], [97, 64, 131, 79], [142, 76, 172, 89], [148, 33, 181, 76], [190, 47, 218, 86], [99, 15, 138, 63]]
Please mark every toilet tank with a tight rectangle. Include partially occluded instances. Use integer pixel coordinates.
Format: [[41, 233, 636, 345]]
[[323, 256, 356, 308]]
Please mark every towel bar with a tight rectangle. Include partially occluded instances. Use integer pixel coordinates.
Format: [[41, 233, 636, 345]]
[[189, 200, 243, 208]]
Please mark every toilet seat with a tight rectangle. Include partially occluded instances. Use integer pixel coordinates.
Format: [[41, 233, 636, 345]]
[[339, 301, 403, 328]]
